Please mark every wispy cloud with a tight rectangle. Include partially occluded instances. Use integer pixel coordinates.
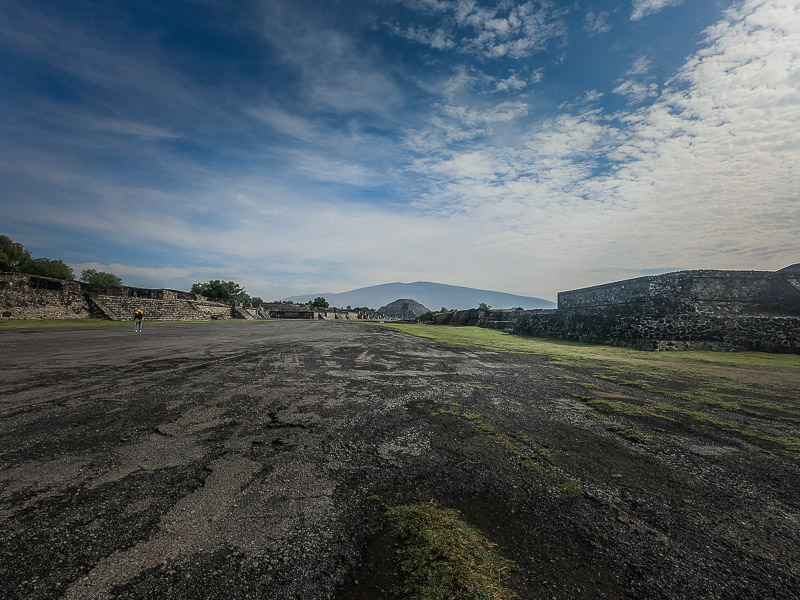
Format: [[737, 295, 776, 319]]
[[72, 263, 192, 281], [385, 22, 456, 50], [585, 10, 612, 35], [443, 101, 529, 126], [257, 3, 402, 115], [612, 80, 658, 103], [613, 55, 657, 103], [631, 0, 685, 21], [390, 0, 566, 59]]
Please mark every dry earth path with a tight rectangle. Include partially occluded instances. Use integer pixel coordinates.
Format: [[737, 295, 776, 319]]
[[0, 320, 798, 599]]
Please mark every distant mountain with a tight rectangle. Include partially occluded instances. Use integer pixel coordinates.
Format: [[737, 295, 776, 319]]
[[779, 263, 800, 273], [284, 281, 556, 311], [378, 298, 431, 319]]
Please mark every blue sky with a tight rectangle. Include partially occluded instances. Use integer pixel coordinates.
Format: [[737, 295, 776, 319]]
[[2, 0, 799, 302]]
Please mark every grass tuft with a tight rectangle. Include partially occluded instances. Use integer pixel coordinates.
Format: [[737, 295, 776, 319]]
[[387, 501, 517, 600], [606, 425, 652, 444]]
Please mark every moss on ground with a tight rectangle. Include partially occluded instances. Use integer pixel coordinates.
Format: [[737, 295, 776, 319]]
[[606, 425, 652, 444], [433, 410, 581, 495], [386, 501, 517, 600]]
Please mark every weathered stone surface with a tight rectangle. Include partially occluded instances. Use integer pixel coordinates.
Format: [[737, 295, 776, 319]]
[[0, 274, 91, 319]]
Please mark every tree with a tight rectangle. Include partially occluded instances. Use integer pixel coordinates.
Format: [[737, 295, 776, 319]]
[[310, 296, 329, 308], [26, 258, 74, 280], [0, 235, 74, 280], [250, 297, 263, 306], [80, 268, 123, 286], [478, 302, 491, 311], [0, 235, 32, 272], [191, 280, 251, 303]]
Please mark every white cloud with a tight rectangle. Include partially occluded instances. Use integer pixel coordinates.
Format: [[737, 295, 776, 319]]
[[612, 79, 659, 103], [288, 151, 378, 187], [443, 100, 529, 125], [559, 89, 604, 111], [73, 263, 192, 281], [386, 22, 456, 50], [612, 55, 657, 103], [493, 73, 528, 92], [585, 10, 612, 35], [631, 0, 684, 21], [391, 0, 566, 58], [626, 55, 652, 76]]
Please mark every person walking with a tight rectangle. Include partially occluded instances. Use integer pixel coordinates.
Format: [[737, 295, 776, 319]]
[[134, 308, 144, 332]]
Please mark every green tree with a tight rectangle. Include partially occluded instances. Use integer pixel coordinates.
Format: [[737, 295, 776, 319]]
[[310, 296, 329, 308], [80, 268, 123, 286], [0, 235, 33, 272], [478, 302, 491, 311], [1, 235, 75, 279], [191, 280, 251, 303], [26, 258, 74, 280], [250, 297, 263, 306]]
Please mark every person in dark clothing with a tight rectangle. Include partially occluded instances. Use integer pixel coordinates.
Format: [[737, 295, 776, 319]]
[[134, 309, 144, 332]]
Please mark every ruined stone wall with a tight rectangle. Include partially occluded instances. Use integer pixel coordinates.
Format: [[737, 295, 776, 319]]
[[558, 270, 800, 316], [0, 273, 232, 321], [0, 273, 91, 319], [92, 296, 231, 321], [419, 269, 800, 353], [499, 309, 800, 353]]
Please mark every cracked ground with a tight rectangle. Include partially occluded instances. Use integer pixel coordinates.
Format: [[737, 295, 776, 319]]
[[1, 320, 798, 599]]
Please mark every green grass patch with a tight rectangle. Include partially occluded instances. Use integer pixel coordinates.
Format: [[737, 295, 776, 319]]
[[380, 324, 800, 457], [573, 395, 800, 458], [607, 425, 652, 444], [387, 501, 517, 600], [576, 381, 602, 390]]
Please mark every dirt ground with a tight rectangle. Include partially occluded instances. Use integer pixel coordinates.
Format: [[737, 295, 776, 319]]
[[1, 320, 798, 599]]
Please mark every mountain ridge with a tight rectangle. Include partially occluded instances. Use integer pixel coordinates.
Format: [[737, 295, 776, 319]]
[[284, 281, 555, 311]]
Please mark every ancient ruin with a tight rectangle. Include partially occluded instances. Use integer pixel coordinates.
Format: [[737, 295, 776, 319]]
[[377, 298, 431, 320], [0, 274, 366, 322], [420, 269, 800, 353]]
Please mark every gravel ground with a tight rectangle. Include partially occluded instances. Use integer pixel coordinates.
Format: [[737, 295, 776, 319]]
[[0, 320, 798, 599]]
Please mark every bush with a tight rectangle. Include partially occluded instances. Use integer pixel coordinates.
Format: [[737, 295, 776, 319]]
[[80, 268, 123, 286]]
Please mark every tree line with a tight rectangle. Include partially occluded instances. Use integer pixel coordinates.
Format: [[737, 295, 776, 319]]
[[1, 235, 125, 285], [2, 235, 384, 312]]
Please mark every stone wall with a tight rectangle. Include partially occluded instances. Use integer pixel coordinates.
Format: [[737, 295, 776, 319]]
[[558, 270, 800, 316], [503, 308, 800, 353], [0, 274, 91, 319], [419, 269, 800, 353], [260, 303, 363, 320], [0, 273, 232, 321]]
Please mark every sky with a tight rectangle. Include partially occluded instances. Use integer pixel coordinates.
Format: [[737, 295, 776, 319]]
[[1, 0, 799, 302]]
